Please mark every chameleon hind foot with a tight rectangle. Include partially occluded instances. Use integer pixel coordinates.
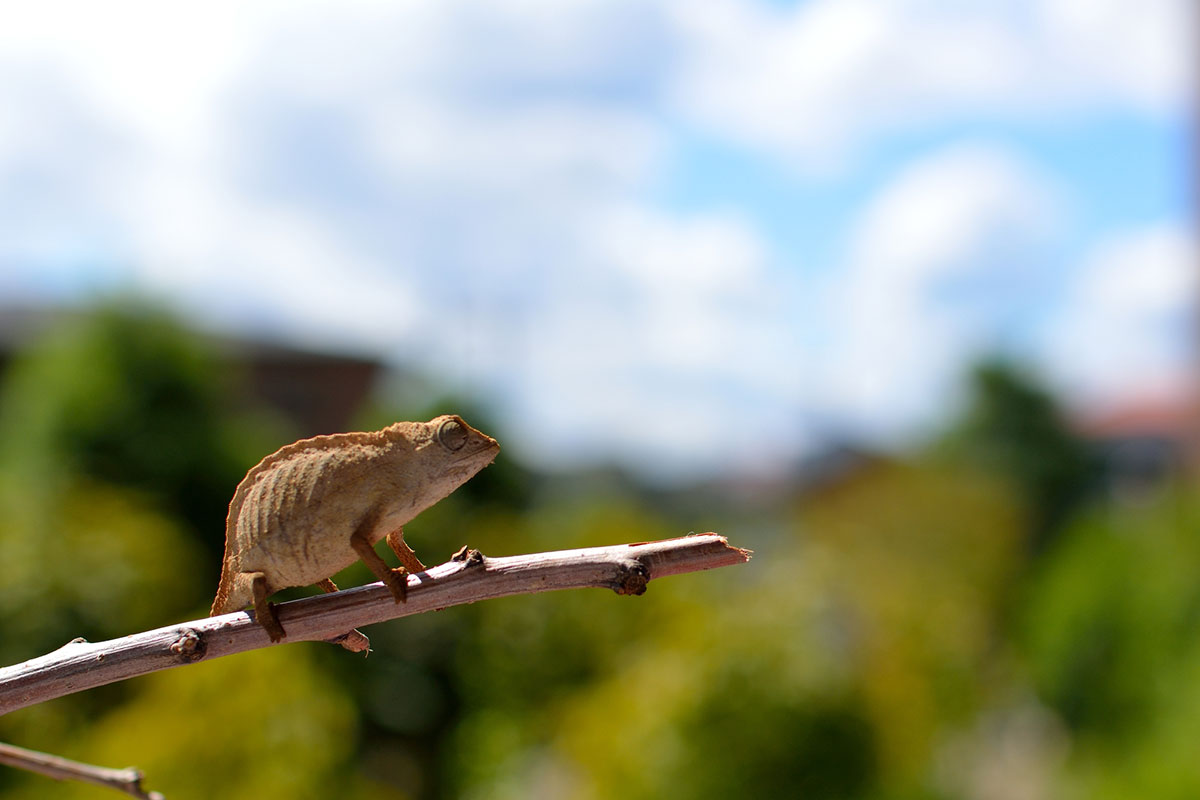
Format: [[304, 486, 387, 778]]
[[251, 572, 286, 642], [315, 579, 371, 652], [381, 567, 409, 604]]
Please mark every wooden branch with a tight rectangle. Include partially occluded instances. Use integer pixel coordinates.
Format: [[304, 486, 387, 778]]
[[0, 741, 164, 799], [0, 533, 749, 717]]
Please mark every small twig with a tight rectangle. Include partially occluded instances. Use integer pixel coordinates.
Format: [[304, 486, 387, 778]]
[[0, 533, 750, 716], [0, 741, 164, 799]]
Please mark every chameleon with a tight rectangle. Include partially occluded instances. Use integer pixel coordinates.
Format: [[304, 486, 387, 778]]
[[210, 414, 499, 641]]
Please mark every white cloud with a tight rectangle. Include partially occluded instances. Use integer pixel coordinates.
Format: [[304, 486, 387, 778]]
[[125, 197, 427, 356], [0, 2, 269, 148], [814, 144, 1062, 436], [849, 145, 1060, 286], [0, 0, 807, 479], [499, 204, 805, 478], [0, 0, 1190, 476], [669, 0, 1191, 166], [1046, 225, 1196, 402], [1041, 0, 1193, 111]]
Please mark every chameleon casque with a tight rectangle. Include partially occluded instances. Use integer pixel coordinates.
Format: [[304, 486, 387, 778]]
[[210, 414, 499, 641]]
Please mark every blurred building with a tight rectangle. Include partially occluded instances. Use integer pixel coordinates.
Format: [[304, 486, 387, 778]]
[[1076, 390, 1199, 501], [212, 336, 383, 436]]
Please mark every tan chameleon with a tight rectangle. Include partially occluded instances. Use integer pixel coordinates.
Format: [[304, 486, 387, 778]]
[[210, 414, 499, 641]]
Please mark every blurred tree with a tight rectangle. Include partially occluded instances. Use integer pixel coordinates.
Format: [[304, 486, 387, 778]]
[[0, 647, 399, 800], [322, 477, 682, 799], [0, 302, 399, 800], [568, 570, 879, 800], [0, 303, 287, 664], [1020, 490, 1200, 796], [0, 302, 283, 555], [1022, 491, 1200, 735], [940, 359, 1098, 554], [798, 458, 1023, 792], [0, 481, 205, 667], [17, 304, 1170, 800]]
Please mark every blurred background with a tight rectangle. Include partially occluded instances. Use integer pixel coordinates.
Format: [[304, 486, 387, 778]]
[[0, 1, 1195, 798]]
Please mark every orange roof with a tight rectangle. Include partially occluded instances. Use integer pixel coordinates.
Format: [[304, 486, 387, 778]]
[[1076, 391, 1199, 439]]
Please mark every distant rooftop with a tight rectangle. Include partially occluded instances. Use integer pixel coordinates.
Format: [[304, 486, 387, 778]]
[[1073, 384, 1199, 499], [1075, 388, 1198, 441]]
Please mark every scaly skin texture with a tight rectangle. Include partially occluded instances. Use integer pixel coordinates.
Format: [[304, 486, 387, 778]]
[[210, 414, 499, 640]]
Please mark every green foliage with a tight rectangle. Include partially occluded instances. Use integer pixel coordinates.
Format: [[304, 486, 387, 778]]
[[1, 306, 1197, 800], [0, 303, 284, 661], [0, 481, 205, 666], [1011, 489, 1200, 796], [1, 648, 397, 800], [677, 687, 876, 800], [798, 459, 1023, 791], [436, 518, 881, 799], [941, 359, 1098, 553], [1021, 491, 1200, 746], [0, 302, 280, 553]]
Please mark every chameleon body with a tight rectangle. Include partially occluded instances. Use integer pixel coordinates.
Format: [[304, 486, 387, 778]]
[[210, 414, 499, 640]]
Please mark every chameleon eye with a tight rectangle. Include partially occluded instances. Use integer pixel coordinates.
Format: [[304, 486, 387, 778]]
[[437, 418, 468, 451]]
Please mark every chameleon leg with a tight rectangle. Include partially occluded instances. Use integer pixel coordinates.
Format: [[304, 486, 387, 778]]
[[386, 527, 427, 573], [315, 578, 372, 653], [350, 528, 409, 603], [250, 572, 286, 642]]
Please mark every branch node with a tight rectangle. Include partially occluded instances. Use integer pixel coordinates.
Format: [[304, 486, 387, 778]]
[[612, 559, 650, 596], [451, 546, 486, 567], [52, 637, 89, 654], [168, 628, 207, 663]]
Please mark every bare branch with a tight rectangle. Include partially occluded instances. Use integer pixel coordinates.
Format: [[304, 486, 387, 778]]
[[0, 741, 164, 799], [0, 533, 749, 717]]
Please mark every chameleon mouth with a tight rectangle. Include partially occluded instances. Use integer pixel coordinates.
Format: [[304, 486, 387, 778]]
[[451, 437, 500, 465]]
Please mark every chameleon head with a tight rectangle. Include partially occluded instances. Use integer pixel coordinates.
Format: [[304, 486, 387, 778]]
[[423, 413, 499, 497], [396, 414, 500, 494], [429, 414, 499, 463]]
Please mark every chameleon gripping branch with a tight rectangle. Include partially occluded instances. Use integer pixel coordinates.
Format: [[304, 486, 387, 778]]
[[0, 533, 750, 717]]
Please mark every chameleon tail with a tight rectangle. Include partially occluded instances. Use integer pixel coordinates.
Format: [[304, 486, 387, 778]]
[[210, 568, 255, 616]]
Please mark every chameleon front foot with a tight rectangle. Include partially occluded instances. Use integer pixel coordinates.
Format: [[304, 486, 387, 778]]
[[350, 525, 409, 603], [386, 527, 427, 573]]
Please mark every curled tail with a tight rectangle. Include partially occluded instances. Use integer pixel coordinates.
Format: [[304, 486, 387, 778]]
[[211, 491, 253, 615], [210, 562, 237, 615], [210, 566, 254, 616]]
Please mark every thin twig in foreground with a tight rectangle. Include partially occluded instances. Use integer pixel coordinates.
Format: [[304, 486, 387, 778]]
[[0, 741, 164, 800], [0, 533, 750, 717]]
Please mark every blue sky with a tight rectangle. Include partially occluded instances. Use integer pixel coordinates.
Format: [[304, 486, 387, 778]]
[[0, 0, 1193, 480]]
